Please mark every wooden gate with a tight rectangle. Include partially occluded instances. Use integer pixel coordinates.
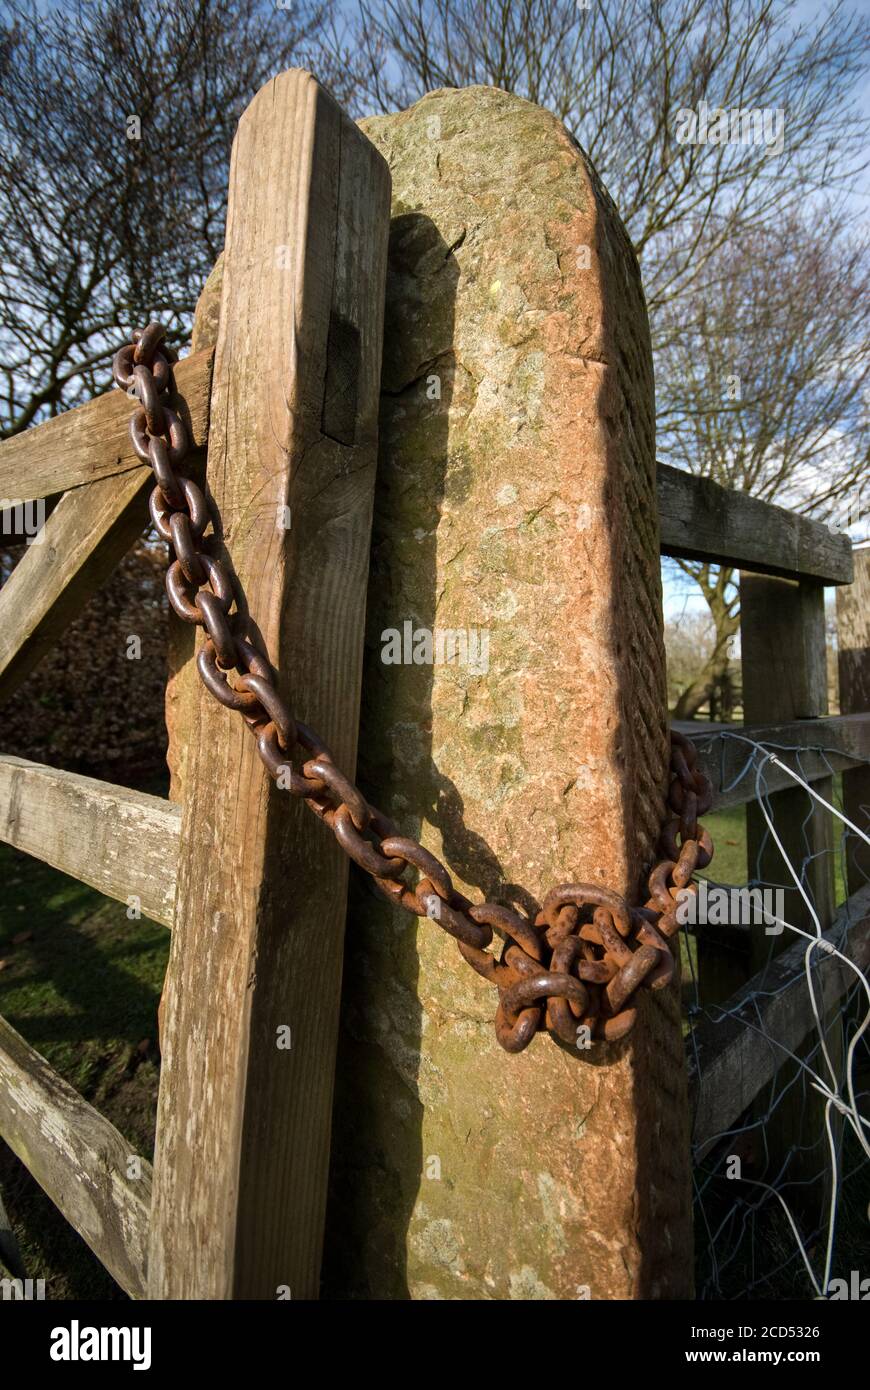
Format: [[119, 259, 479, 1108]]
[[0, 69, 391, 1299], [0, 68, 867, 1299]]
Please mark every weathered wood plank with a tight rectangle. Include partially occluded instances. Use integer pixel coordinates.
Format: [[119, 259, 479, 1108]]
[[0, 756, 179, 927], [164, 260, 223, 803], [148, 69, 391, 1300], [158, 263, 224, 1043], [0, 348, 212, 503], [743, 577, 830, 725], [0, 1016, 152, 1297], [688, 882, 870, 1159], [675, 713, 870, 810], [836, 549, 870, 895], [741, 577, 834, 957], [0, 469, 150, 704], [740, 573, 838, 1213], [657, 463, 853, 585], [0, 344, 211, 705]]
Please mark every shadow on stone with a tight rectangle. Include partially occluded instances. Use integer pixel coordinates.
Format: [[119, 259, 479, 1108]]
[[322, 213, 458, 1300]]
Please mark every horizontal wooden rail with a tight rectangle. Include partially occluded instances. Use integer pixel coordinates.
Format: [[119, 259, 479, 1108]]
[[0, 1016, 151, 1297], [0, 393, 848, 589], [0, 723, 861, 926], [0, 756, 179, 926], [658, 463, 853, 585], [687, 881, 870, 1159], [675, 713, 870, 810], [0, 348, 213, 503]]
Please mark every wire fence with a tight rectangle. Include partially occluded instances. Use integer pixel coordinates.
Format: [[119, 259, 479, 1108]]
[[685, 732, 870, 1299]]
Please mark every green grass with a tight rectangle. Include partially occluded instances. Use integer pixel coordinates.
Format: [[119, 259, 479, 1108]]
[[0, 842, 169, 1299], [700, 803, 748, 887], [700, 777, 850, 902], [681, 790, 852, 1027]]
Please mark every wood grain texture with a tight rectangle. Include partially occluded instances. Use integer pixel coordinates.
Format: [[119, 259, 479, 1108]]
[[740, 572, 839, 1213], [0, 1016, 152, 1297], [159, 264, 224, 1045], [0, 469, 150, 703], [0, 345, 212, 705], [0, 755, 179, 926], [0, 348, 212, 503], [164, 264, 223, 802], [836, 549, 870, 895], [676, 713, 870, 809], [741, 575, 833, 954], [688, 883, 870, 1159], [147, 69, 390, 1300], [657, 463, 853, 585]]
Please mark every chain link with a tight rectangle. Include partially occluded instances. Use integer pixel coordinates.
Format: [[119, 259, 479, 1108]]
[[117, 321, 715, 1054]]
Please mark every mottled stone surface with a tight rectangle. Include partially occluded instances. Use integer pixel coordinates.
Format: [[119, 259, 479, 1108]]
[[322, 87, 691, 1299]]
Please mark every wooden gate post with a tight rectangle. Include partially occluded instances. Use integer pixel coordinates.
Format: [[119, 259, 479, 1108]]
[[740, 574, 840, 1209], [147, 70, 390, 1299], [163, 256, 224, 805], [837, 548, 870, 894], [322, 87, 692, 1300], [741, 576, 836, 955]]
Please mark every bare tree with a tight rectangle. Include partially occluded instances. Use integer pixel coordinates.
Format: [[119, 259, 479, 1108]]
[[659, 212, 870, 717], [0, 0, 350, 437], [658, 214, 869, 520], [342, 0, 869, 324], [664, 607, 728, 713], [3, 0, 867, 721], [337, 0, 870, 717]]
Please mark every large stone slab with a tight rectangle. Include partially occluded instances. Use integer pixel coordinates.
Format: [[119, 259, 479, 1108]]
[[323, 86, 691, 1300]]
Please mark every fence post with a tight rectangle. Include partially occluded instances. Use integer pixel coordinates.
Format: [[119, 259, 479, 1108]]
[[164, 257, 223, 804], [836, 548, 870, 894], [321, 86, 692, 1301], [147, 69, 391, 1299], [740, 574, 839, 1210], [156, 261, 223, 1047]]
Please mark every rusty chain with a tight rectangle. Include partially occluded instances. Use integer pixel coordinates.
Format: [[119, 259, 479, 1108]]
[[115, 321, 714, 1054]]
